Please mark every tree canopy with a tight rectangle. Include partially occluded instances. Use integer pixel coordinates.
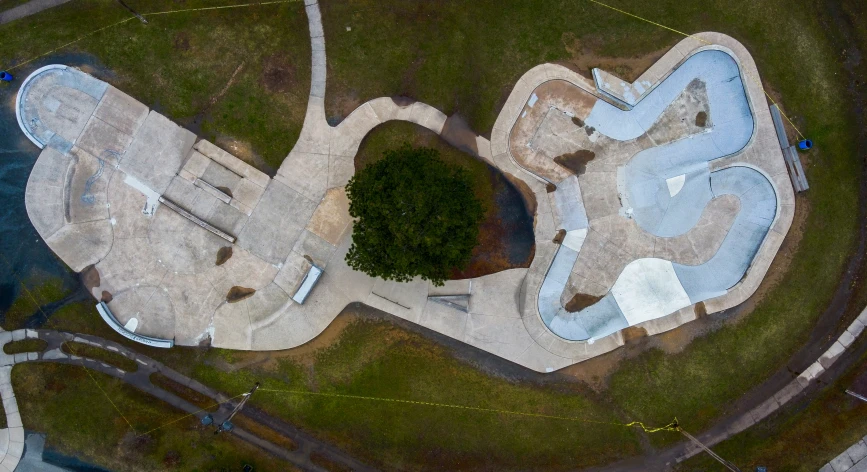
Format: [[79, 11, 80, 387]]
[[345, 144, 484, 286]]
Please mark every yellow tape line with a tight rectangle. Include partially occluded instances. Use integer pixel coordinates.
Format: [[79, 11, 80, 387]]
[[258, 388, 680, 434]]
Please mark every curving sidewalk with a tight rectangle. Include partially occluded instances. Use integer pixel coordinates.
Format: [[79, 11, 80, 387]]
[[0, 328, 377, 472]]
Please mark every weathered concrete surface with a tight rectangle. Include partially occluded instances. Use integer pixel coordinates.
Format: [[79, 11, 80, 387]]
[[18, 3, 791, 372]]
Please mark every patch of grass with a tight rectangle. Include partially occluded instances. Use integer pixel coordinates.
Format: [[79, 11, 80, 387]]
[[679, 353, 867, 471], [2, 277, 70, 330], [4, 338, 47, 355], [62, 341, 139, 373], [149, 373, 218, 412], [190, 319, 643, 471], [311, 452, 352, 472], [232, 415, 298, 452], [11, 363, 299, 472], [0, 0, 311, 170]]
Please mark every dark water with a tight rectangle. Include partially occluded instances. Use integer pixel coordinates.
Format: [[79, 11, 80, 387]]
[[42, 447, 112, 471], [0, 53, 110, 318], [489, 166, 535, 265]]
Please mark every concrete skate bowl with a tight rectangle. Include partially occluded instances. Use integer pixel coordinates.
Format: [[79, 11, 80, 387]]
[[536, 49, 778, 342]]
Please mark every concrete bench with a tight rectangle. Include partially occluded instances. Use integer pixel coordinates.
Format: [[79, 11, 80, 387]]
[[292, 265, 323, 304], [96, 302, 174, 348]]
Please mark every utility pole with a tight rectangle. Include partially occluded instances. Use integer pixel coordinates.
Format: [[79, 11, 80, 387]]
[[115, 0, 148, 24], [214, 382, 260, 434], [675, 420, 742, 472]]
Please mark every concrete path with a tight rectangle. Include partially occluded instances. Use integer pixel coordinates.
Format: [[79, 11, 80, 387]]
[[0, 329, 377, 472], [14, 0, 792, 373], [0, 0, 73, 25], [820, 438, 867, 472]]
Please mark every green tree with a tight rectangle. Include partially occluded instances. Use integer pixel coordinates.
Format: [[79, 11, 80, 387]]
[[345, 144, 484, 286]]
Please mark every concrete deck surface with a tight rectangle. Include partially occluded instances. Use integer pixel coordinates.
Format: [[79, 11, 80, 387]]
[[17, 0, 793, 372]]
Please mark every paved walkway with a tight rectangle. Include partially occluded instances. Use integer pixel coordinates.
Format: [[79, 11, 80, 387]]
[[13, 0, 792, 373], [821, 438, 867, 472], [0, 329, 377, 472], [0, 0, 73, 25]]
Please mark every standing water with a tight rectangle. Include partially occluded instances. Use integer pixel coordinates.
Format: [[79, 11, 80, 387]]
[[0, 53, 111, 323]]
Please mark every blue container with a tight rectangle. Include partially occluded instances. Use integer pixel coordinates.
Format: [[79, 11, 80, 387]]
[[0, 71, 12, 82], [798, 139, 813, 150]]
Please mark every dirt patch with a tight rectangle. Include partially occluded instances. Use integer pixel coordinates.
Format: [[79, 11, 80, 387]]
[[100, 291, 113, 303], [440, 114, 480, 157], [216, 246, 233, 266], [233, 416, 298, 451], [695, 111, 708, 127], [694, 301, 707, 318], [260, 54, 296, 94], [215, 313, 359, 372], [172, 32, 190, 52], [565, 292, 604, 312], [553, 229, 567, 244], [226, 286, 255, 303], [553, 150, 596, 175], [558, 32, 668, 82], [80, 265, 100, 291], [390, 96, 416, 107], [311, 452, 352, 472], [451, 167, 535, 279], [621, 326, 648, 344]]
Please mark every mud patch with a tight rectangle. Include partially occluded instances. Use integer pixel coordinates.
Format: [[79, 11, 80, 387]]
[[564, 292, 604, 312], [440, 114, 480, 157], [100, 291, 113, 303], [452, 166, 535, 279], [694, 301, 707, 318], [553, 150, 596, 175], [695, 111, 708, 127], [260, 54, 296, 94], [172, 32, 190, 52], [216, 246, 233, 266], [81, 265, 100, 291], [559, 32, 669, 82], [621, 326, 648, 343], [226, 286, 255, 303], [390, 96, 416, 107], [553, 229, 567, 244]]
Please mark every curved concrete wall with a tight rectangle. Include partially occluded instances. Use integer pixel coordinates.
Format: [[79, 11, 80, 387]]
[[538, 50, 776, 342]]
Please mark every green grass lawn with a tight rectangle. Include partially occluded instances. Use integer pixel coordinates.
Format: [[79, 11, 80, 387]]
[[11, 363, 299, 472], [679, 352, 867, 472], [0, 0, 864, 468], [0, 0, 311, 171], [188, 318, 644, 470]]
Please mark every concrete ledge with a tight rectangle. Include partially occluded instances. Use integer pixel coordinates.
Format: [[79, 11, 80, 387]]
[[15, 64, 68, 149], [96, 302, 174, 348], [157, 196, 236, 243]]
